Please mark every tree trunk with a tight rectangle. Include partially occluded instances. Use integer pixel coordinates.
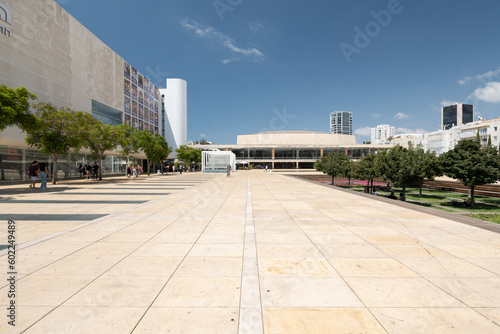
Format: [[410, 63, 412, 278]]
[[370, 179, 374, 194], [147, 159, 151, 176], [331, 175, 334, 186], [98, 154, 103, 181], [52, 153, 58, 184], [348, 176, 351, 188], [419, 184, 422, 197], [402, 185, 406, 201], [470, 185, 475, 207]]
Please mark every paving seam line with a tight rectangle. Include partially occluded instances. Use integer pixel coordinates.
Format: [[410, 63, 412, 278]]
[[238, 176, 264, 334]]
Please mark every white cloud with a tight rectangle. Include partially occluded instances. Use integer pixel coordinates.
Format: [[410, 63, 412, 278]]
[[394, 112, 409, 120], [181, 19, 264, 62], [372, 113, 381, 118], [354, 127, 372, 136], [471, 82, 500, 103], [440, 100, 455, 107], [396, 127, 429, 135], [200, 133, 207, 138], [249, 22, 264, 32], [222, 58, 240, 64], [459, 67, 500, 85]]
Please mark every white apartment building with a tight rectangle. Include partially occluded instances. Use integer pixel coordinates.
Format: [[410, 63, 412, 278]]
[[424, 117, 500, 155], [330, 111, 353, 135], [370, 124, 396, 143]]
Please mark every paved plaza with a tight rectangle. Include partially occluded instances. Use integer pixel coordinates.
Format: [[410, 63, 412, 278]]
[[0, 171, 500, 333]]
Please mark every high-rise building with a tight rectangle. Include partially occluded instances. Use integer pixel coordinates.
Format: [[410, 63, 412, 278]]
[[371, 124, 396, 143], [441, 103, 474, 130], [330, 111, 352, 135], [160, 79, 187, 156]]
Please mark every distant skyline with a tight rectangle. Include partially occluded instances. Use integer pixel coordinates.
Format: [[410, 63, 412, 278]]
[[55, 0, 500, 144]]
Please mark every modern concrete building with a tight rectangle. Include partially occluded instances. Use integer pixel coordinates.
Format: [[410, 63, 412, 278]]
[[0, 0, 184, 181], [441, 103, 474, 130], [330, 111, 353, 135], [192, 131, 386, 170], [370, 124, 396, 143], [160, 79, 187, 157]]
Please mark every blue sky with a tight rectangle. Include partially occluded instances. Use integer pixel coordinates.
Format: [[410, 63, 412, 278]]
[[55, 0, 500, 144]]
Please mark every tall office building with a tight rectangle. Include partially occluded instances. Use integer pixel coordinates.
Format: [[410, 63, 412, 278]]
[[371, 124, 396, 143], [160, 79, 187, 157], [441, 103, 474, 130], [330, 111, 353, 135]]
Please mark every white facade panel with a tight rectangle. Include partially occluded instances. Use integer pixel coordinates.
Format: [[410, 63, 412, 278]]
[[160, 78, 187, 158]]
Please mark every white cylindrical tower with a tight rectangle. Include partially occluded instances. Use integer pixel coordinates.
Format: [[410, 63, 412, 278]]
[[160, 78, 187, 157]]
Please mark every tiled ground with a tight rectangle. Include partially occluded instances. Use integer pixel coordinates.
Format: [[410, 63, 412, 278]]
[[0, 171, 499, 333]]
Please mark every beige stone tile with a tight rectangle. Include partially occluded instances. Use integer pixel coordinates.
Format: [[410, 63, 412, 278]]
[[346, 278, 464, 307], [429, 278, 500, 307], [465, 258, 500, 275], [64, 276, 166, 307], [399, 257, 498, 278], [72, 242, 142, 257], [261, 277, 363, 308], [0, 306, 53, 333], [360, 234, 419, 245], [264, 308, 387, 334], [149, 232, 200, 243], [35, 255, 123, 276], [308, 233, 368, 244], [20, 241, 90, 255], [474, 308, 500, 326], [0, 275, 95, 306], [100, 232, 156, 243], [174, 257, 242, 277], [255, 225, 303, 234], [257, 244, 324, 258], [376, 244, 452, 258], [23, 306, 145, 334], [318, 243, 388, 258], [331, 258, 418, 278], [255, 233, 311, 244], [130, 242, 192, 257], [197, 231, 245, 244], [435, 245, 500, 258], [133, 307, 239, 333], [105, 256, 182, 277], [188, 243, 243, 257], [259, 258, 338, 277], [372, 308, 500, 334], [154, 276, 240, 307]]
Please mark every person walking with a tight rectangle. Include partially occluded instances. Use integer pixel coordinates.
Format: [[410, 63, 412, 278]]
[[85, 162, 92, 180], [78, 164, 83, 178], [39, 161, 48, 190], [226, 164, 232, 178], [93, 163, 99, 180], [28, 161, 39, 188], [137, 165, 142, 178], [132, 165, 138, 178], [126, 164, 132, 178]]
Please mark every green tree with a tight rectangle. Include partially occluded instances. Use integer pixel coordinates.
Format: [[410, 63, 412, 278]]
[[117, 124, 141, 165], [375, 145, 422, 201], [83, 118, 124, 181], [315, 152, 350, 185], [137, 131, 172, 175], [414, 147, 443, 196], [354, 154, 379, 193], [175, 145, 202, 168], [25, 103, 87, 184], [0, 85, 37, 131], [440, 139, 500, 206]]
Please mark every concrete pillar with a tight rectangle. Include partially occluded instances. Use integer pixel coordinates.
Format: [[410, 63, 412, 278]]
[[320, 148, 324, 157]]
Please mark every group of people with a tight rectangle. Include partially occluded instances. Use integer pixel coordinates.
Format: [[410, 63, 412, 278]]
[[78, 163, 100, 180], [28, 160, 48, 190], [126, 164, 143, 178]]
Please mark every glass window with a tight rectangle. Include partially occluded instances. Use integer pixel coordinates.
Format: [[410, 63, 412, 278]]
[[92, 100, 123, 126]]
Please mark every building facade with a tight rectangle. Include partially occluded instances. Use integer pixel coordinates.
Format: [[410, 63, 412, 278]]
[[160, 79, 187, 157], [0, 0, 183, 181], [330, 111, 352, 135], [441, 103, 474, 130], [192, 131, 385, 170], [370, 124, 396, 143]]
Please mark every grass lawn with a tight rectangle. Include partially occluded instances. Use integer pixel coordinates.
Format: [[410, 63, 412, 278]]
[[439, 202, 500, 212], [469, 214, 500, 224]]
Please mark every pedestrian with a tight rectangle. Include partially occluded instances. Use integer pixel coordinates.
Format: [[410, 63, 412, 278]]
[[133, 165, 138, 178], [28, 160, 39, 188], [78, 164, 83, 178], [39, 161, 48, 190], [137, 165, 142, 178], [180, 165, 183, 174], [126, 164, 131, 178], [226, 164, 231, 178], [388, 191, 397, 200], [93, 162, 99, 180], [85, 162, 92, 179]]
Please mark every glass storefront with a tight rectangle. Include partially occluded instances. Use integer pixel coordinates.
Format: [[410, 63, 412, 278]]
[[0, 145, 136, 182]]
